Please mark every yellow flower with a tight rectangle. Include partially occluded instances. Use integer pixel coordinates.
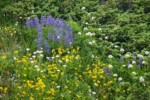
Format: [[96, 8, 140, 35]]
[[23, 74, 27, 77], [22, 91, 26, 95], [30, 97, 34, 100], [0, 87, 3, 90], [4, 87, 8, 93], [13, 50, 18, 54], [1, 56, 7, 59], [103, 95, 107, 99]]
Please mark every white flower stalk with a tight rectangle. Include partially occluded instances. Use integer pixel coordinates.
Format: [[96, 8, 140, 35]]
[[128, 64, 133, 68], [108, 55, 113, 58], [118, 77, 122, 81], [113, 74, 118, 77], [108, 64, 113, 69], [120, 48, 125, 53], [26, 48, 30, 51], [132, 61, 136, 64], [132, 72, 136, 75], [145, 51, 149, 55], [139, 76, 144, 82], [81, 7, 86, 10]]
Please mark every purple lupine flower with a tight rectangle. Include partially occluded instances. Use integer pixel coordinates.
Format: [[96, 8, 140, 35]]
[[44, 40, 50, 52], [40, 15, 46, 24], [33, 17, 40, 27], [54, 18, 65, 28], [48, 32, 54, 41], [107, 69, 112, 75], [103, 67, 107, 73], [138, 58, 142, 68], [26, 17, 34, 28], [46, 15, 55, 26], [64, 24, 74, 47], [120, 56, 124, 62], [37, 25, 43, 33], [26, 17, 31, 28], [133, 52, 136, 59], [127, 61, 130, 66], [37, 25, 43, 50], [53, 29, 63, 42]]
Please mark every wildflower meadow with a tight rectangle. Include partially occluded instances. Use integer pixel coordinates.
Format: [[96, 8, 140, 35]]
[[0, 0, 150, 100]]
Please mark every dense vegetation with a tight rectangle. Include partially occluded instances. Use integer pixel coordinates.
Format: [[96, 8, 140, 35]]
[[0, 0, 150, 99]]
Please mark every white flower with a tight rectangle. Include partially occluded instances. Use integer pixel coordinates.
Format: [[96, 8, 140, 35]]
[[34, 65, 39, 69], [88, 42, 93, 45], [58, 60, 62, 63], [99, 38, 102, 40], [91, 16, 96, 20], [88, 89, 91, 93], [15, 22, 18, 26], [57, 36, 60, 39], [118, 77, 122, 81], [92, 92, 96, 95], [56, 86, 60, 88], [81, 7, 86, 10], [137, 54, 144, 59], [86, 32, 92, 36], [88, 13, 91, 16], [32, 10, 34, 13], [113, 74, 118, 77], [78, 32, 82, 35], [40, 70, 44, 73], [114, 45, 119, 48], [32, 55, 36, 59], [132, 72, 136, 75], [83, 27, 88, 30], [69, 42, 72, 44], [26, 48, 30, 51], [139, 76, 144, 82], [92, 40, 96, 44], [108, 64, 113, 69], [132, 60, 136, 64], [36, 68, 40, 71], [13, 57, 16, 60], [94, 83, 98, 86], [36, 50, 43, 54], [33, 52, 37, 55], [46, 57, 51, 61], [105, 36, 108, 40], [108, 55, 113, 58], [51, 56, 55, 59], [57, 69, 60, 72], [98, 28, 102, 31], [85, 22, 88, 25], [145, 51, 149, 55], [142, 61, 146, 64], [39, 54, 44, 57], [91, 55, 95, 58], [120, 48, 125, 53], [125, 54, 130, 58], [128, 64, 133, 68], [30, 61, 34, 64], [63, 65, 66, 68], [56, 55, 59, 58], [122, 65, 126, 67]]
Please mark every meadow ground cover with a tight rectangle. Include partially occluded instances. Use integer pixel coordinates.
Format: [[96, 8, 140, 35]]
[[0, 0, 150, 100]]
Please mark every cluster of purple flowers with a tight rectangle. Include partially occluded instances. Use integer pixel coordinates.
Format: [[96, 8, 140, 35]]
[[26, 15, 74, 52]]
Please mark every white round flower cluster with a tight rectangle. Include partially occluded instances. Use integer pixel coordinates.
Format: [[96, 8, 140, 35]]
[[86, 32, 95, 36]]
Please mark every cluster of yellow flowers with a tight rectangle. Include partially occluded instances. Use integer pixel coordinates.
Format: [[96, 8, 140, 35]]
[[0, 47, 114, 99]]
